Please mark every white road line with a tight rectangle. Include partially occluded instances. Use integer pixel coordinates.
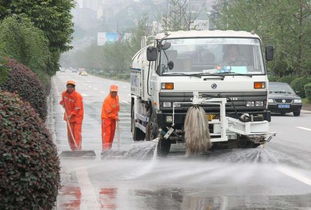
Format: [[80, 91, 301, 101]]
[[277, 166, 311, 186], [297, 126, 311, 132], [76, 168, 101, 209], [121, 100, 130, 104]]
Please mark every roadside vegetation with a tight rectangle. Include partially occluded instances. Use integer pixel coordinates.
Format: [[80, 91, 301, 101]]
[[213, 0, 311, 100], [61, 18, 149, 81], [0, 1, 74, 209], [0, 91, 60, 210]]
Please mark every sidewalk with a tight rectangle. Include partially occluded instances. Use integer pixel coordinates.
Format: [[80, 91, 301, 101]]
[[302, 103, 311, 112]]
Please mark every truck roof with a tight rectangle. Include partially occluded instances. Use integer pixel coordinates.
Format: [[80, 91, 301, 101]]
[[155, 30, 260, 40]]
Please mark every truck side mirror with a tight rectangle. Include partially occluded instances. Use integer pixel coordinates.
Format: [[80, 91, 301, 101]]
[[147, 46, 158, 61], [265, 46, 274, 61], [168, 61, 174, 70]]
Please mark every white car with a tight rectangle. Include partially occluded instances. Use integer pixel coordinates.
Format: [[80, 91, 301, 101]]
[[79, 71, 88, 76]]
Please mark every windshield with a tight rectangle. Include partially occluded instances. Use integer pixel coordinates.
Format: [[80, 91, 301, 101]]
[[159, 38, 265, 75], [269, 82, 295, 94]]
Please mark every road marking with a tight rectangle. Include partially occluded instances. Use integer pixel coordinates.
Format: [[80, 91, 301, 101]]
[[76, 168, 101, 209], [297, 126, 311, 132], [277, 166, 311, 186], [121, 100, 130, 104]]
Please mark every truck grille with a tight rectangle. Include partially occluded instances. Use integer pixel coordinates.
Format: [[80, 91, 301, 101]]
[[275, 99, 292, 103], [159, 91, 267, 112]]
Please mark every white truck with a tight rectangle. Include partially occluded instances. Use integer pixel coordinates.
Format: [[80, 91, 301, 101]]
[[130, 30, 274, 156]]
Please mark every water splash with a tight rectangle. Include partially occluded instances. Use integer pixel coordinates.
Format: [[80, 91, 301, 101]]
[[123, 138, 159, 180]]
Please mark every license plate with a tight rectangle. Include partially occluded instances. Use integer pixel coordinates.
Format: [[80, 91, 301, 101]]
[[278, 104, 290, 108]]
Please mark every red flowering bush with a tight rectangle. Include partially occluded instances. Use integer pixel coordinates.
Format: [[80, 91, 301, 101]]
[[0, 91, 60, 210], [0, 58, 47, 120]]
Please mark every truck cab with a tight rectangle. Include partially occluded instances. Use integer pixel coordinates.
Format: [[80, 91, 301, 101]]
[[131, 30, 274, 155]]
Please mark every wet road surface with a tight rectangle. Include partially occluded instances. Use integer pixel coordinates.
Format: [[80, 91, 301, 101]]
[[49, 71, 311, 210]]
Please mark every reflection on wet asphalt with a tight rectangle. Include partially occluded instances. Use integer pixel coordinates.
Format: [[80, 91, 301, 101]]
[[50, 72, 311, 210]]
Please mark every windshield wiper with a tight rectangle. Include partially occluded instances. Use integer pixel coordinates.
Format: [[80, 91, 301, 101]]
[[162, 72, 201, 77], [162, 72, 253, 78], [214, 72, 253, 77]]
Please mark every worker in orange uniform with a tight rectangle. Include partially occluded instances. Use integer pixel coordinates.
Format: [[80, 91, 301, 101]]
[[101, 85, 120, 150], [60, 80, 84, 151]]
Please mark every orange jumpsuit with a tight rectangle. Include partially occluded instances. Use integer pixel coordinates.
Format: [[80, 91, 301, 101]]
[[60, 91, 84, 151], [101, 95, 119, 150]]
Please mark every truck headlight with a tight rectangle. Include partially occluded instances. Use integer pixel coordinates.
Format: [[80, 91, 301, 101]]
[[255, 101, 264, 106], [246, 101, 255, 107], [162, 102, 172, 108], [166, 115, 173, 123], [268, 99, 274, 103], [293, 99, 302, 103]]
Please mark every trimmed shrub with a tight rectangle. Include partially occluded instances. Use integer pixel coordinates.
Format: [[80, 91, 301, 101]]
[[290, 77, 311, 98], [0, 58, 47, 120], [304, 83, 311, 101], [0, 56, 9, 85], [0, 91, 60, 210]]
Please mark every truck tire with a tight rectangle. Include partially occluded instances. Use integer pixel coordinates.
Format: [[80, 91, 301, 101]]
[[131, 107, 145, 141], [157, 137, 171, 156], [145, 112, 158, 141], [265, 111, 271, 122]]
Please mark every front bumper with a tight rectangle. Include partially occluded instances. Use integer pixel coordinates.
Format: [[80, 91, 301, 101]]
[[268, 104, 302, 113], [156, 110, 271, 130]]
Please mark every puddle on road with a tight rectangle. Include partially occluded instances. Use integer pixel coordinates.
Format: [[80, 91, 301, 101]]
[[57, 142, 311, 210]]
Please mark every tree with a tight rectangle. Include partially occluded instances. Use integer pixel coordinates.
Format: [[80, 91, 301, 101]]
[[60, 16, 150, 79], [215, 0, 311, 77], [0, 0, 75, 73], [0, 16, 51, 75], [162, 0, 207, 31]]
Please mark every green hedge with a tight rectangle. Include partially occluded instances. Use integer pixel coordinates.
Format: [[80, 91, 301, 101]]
[[0, 56, 9, 85], [290, 77, 311, 98], [0, 91, 60, 210], [304, 83, 311, 101], [0, 58, 47, 120], [0, 16, 52, 90]]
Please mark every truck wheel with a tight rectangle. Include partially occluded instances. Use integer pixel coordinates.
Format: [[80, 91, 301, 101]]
[[157, 137, 171, 156], [146, 112, 158, 141], [265, 111, 271, 122], [131, 107, 145, 141], [293, 110, 300, 116]]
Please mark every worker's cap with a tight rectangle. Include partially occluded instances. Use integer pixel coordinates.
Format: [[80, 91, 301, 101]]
[[110, 85, 118, 92], [66, 80, 76, 86]]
